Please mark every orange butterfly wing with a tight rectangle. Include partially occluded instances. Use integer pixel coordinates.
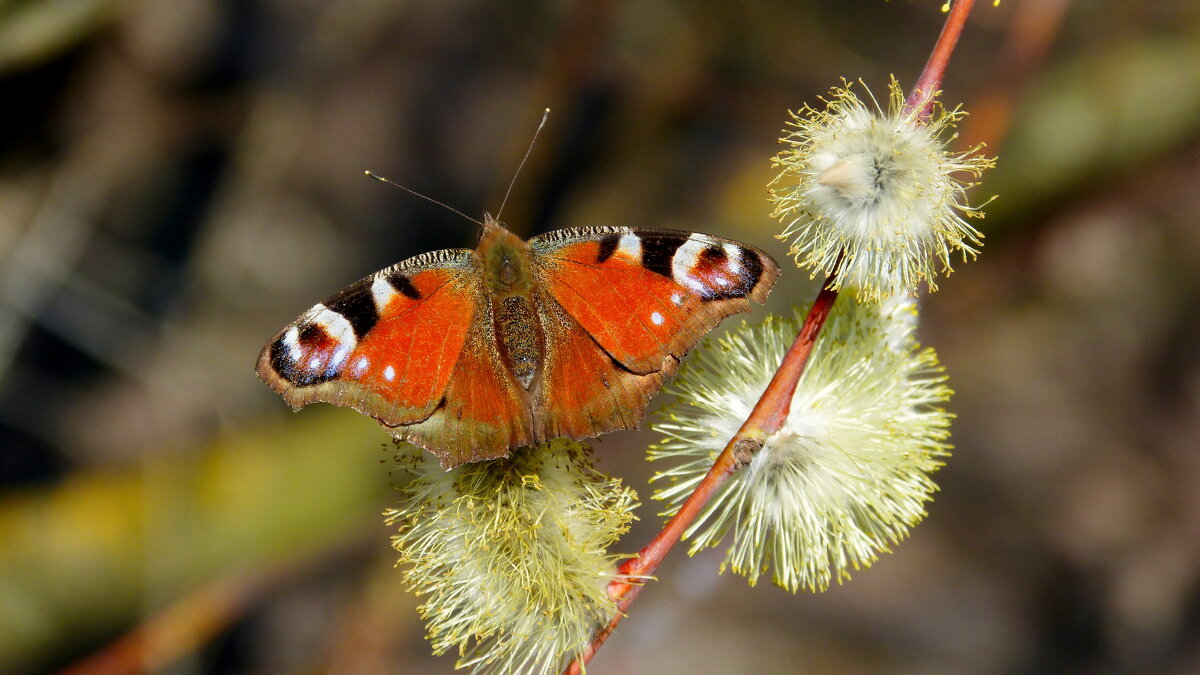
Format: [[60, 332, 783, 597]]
[[528, 227, 779, 440], [530, 288, 673, 443], [256, 247, 533, 468], [256, 250, 476, 427], [531, 228, 780, 373], [391, 312, 535, 466]]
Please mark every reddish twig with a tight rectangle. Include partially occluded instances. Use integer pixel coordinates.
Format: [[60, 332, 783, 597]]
[[565, 3, 980, 672], [609, 279, 839, 596], [55, 535, 374, 675], [564, 280, 839, 674], [907, 0, 977, 118]]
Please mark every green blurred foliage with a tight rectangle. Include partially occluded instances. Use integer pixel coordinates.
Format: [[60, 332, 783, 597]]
[[0, 410, 389, 672]]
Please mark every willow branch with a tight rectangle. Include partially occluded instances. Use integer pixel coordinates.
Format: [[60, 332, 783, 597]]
[[907, 0, 977, 118], [563, 280, 839, 675], [566, 3, 980, 672]]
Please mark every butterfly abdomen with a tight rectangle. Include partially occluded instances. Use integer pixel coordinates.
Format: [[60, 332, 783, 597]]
[[495, 295, 543, 389]]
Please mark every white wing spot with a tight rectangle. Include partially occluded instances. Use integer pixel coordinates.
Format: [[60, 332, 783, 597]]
[[723, 243, 743, 273], [282, 326, 302, 361], [384, 365, 396, 382], [671, 291, 684, 305], [371, 276, 398, 312], [352, 356, 370, 377], [617, 233, 642, 260], [650, 311, 664, 325], [329, 344, 351, 371], [310, 304, 358, 352], [672, 238, 708, 287]]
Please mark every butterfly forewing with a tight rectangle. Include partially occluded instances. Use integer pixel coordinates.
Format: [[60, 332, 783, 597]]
[[256, 249, 477, 429], [529, 227, 780, 374]]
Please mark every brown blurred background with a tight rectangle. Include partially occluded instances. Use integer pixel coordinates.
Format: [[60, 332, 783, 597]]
[[1, 1, 1198, 673]]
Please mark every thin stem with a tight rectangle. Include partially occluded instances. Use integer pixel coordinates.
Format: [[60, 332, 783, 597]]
[[564, 279, 840, 675], [565, 3, 979, 671], [907, 0, 976, 118], [56, 534, 373, 675], [613, 280, 839, 589]]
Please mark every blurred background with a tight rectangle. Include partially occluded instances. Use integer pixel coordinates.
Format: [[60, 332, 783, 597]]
[[1, 0, 1198, 673]]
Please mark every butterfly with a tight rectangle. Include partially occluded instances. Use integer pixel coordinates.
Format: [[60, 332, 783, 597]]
[[257, 215, 779, 468]]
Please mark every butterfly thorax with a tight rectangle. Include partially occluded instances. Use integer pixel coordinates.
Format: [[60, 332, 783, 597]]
[[476, 217, 544, 389]]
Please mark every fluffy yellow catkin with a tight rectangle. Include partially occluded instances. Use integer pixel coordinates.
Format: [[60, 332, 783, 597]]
[[770, 77, 995, 300], [650, 296, 952, 592], [386, 439, 636, 674]]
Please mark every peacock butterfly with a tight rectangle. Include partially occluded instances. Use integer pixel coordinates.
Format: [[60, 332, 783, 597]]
[[256, 214, 779, 468]]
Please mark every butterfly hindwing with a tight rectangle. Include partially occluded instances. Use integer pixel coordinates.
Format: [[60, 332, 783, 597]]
[[387, 308, 535, 466], [531, 289, 674, 442], [530, 227, 780, 374], [256, 249, 477, 429]]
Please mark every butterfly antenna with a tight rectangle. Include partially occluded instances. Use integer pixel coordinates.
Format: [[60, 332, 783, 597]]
[[495, 107, 550, 222], [363, 171, 484, 226]]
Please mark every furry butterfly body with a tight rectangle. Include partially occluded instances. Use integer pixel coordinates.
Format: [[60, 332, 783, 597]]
[[257, 216, 778, 468]]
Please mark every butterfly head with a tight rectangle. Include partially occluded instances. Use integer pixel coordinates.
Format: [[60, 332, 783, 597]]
[[477, 214, 535, 297]]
